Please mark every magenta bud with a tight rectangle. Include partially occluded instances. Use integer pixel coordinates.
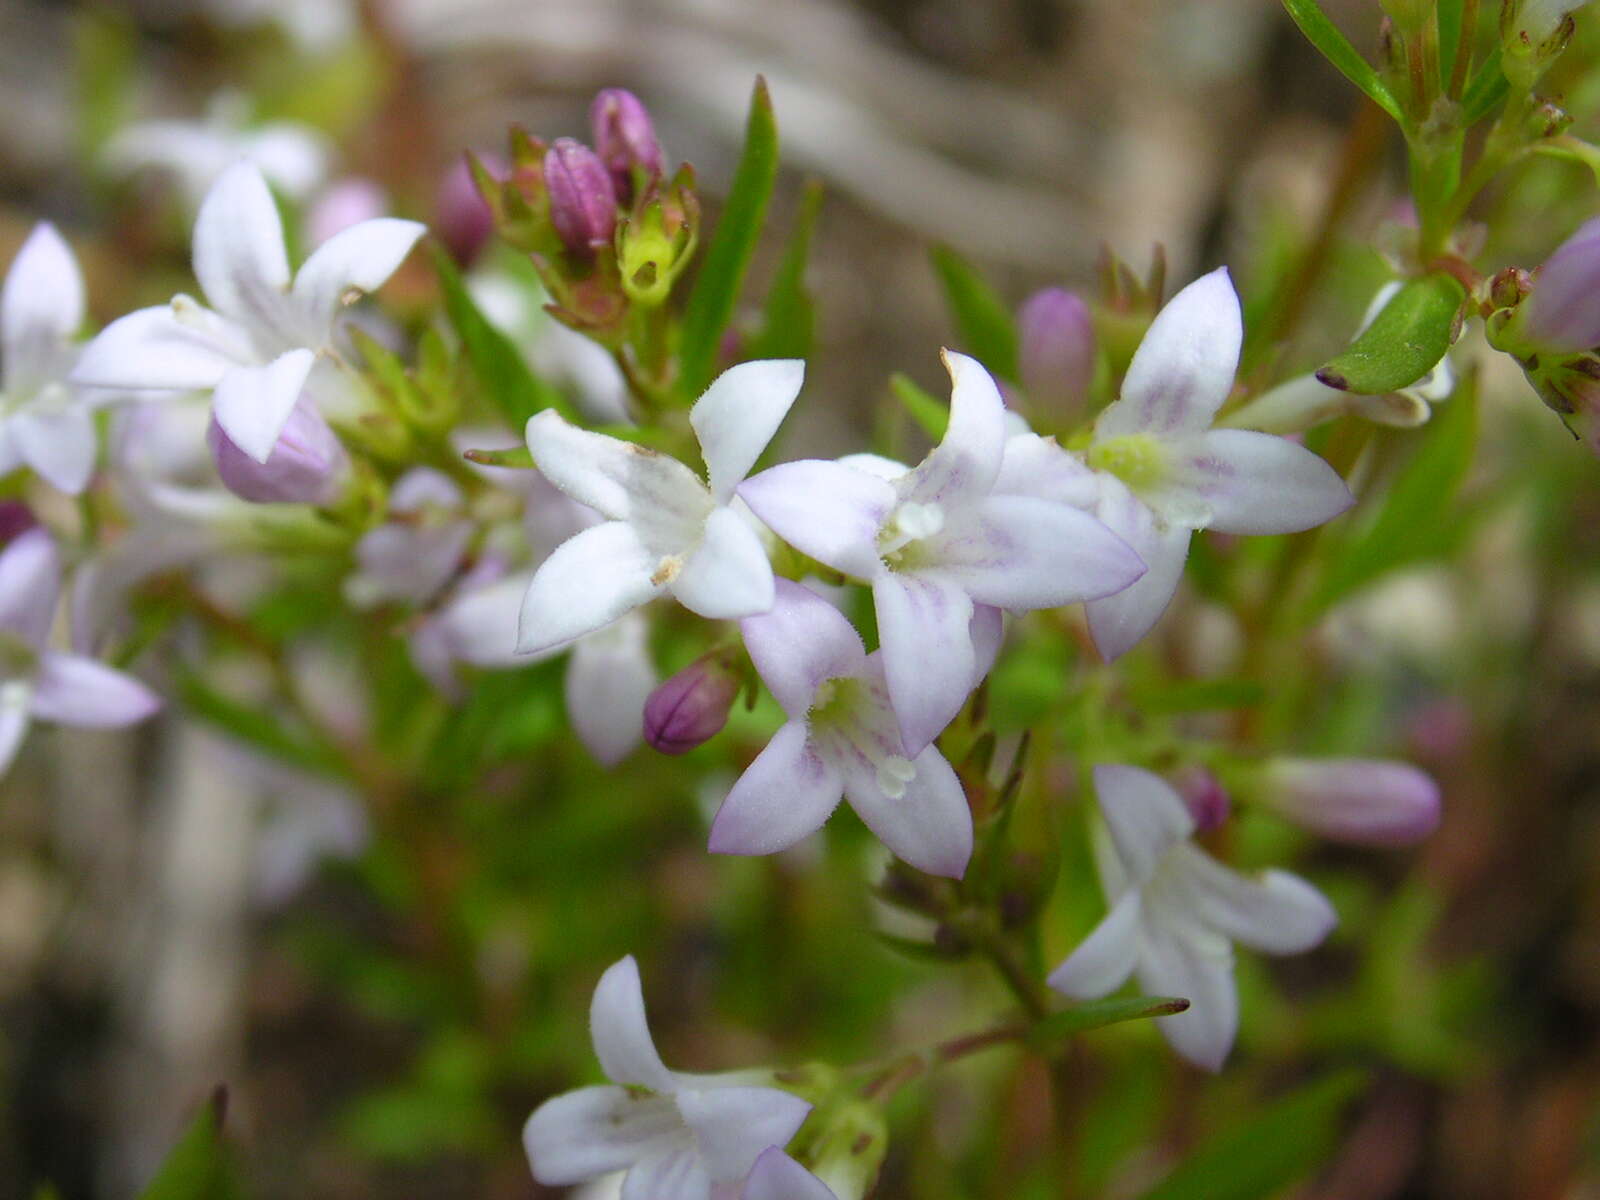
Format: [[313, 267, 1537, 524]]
[[1017, 288, 1095, 423], [643, 653, 740, 755], [207, 401, 350, 506], [1261, 758, 1441, 847], [0, 502, 38, 547], [1520, 217, 1600, 353], [590, 88, 664, 201], [1171, 765, 1230, 834], [543, 138, 617, 256], [437, 152, 505, 266]]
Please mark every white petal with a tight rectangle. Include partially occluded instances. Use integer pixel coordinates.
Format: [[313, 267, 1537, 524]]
[[517, 523, 664, 654], [994, 433, 1100, 508], [742, 1148, 838, 1200], [1096, 267, 1241, 438], [0, 527, 60, 650], [738, 460, 893, 580], [524, 1085, 686, 1185], [841, 740, 973, 878], [675, 1086, 812, 1184], [969, 603, 1004, 688], [192, 161, 297, 337], [0, 683, 31, 778], [1162, 429, 1353, 535], [291, 217, 425, 335], [670, 506, 775, 620], [929, 495, 1145, 611], [708, 721, 842, 857], [2, 223, 83, 397], [739, 578, 867, 717], [245, 123, 332, 200], [10, 407, 97, 494], [1046, 890, 1143, 998], [437, 573, 530, 667], [690, 359, 805, 502], [1093, 764, 1194, 886], [1137, 922, 1238, 1071], [1084, 479, 1191, 661], [212, 349, 317, 464], [591, 955, 678, 1091], [898, 351, 1006, 509], [1169, 848, 1338, 955], [71, 305, 241, 392], [622, 1145, 714, 1200], [566, 614, 656, 767], [872, 570, 974, 755], [30, 653, 160, 727]]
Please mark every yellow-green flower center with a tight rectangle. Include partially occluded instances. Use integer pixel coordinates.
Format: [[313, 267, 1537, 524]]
[[1086, 433, 1168, 492]]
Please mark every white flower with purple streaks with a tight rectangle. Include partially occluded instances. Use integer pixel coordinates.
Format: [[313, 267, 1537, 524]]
[[0, 528, 160, 778], [709, 579, 974, 878], [1047, 764, 1336, 1071], [740, 351, 1144, 754], [73, 161, 423, 464], [523, 955, 811, 1200], [741, 1148, 838, 1199], [517, 359, 804, 654], [1078, 268, 1354, 660]]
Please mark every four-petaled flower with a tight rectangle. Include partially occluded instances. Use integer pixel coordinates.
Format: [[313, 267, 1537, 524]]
[[523, 955, 812, 1199]]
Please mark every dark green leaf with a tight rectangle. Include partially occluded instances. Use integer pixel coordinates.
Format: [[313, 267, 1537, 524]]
[[1135, 678, 1267, 714], [175, 671, 346, 779], [1436, 0, 1463, 89], [679, 77, 780, 398], [1461, 46, 1508, 123], [1138, 1070, 1367, 1200], [1028, 995, 1190, 1047], [1281, 0, 1404, 122], [1316, 273, 1464, 394], [890, 372, 949, 441], [138, 1088, 237, 1200], [747, 179, 823, 361], [929, 245, 1019, 382]]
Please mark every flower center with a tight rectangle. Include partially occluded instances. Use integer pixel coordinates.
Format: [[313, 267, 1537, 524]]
[[877, 500, 944, 567], [1087, 434, 1168, 492], [808, 676, 918, 799], [0, 635, 36, 679]]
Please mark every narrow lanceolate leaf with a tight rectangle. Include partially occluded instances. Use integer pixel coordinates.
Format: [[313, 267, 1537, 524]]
[[137, 1088, 237, 1200], [1137, 1070, 1368, 1200], [1436, 0, 1464, 91], [1280, 0, 1404, 122], [462, 444, 537, 468], [747, 179, 823, 361], [430, 242, 573, 426], [1461, 47, 1509, 124], [1027, 995, 1190, 1048], [679, 77, 780, 398], [930, 244, 1020, 383], [1316, 273, 1465, 394], [891, 371, 949, 441]]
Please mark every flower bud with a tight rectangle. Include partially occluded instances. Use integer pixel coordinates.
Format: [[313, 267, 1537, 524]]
[[207, 400, 351, 506], [794, 1100, 887, 1200], [436, 152, 505, 266], [1260, 758, 1440, 847], [0, 502, 38, 547], [305, 177, 387, 247], [1504, 0, 1579, 86], [1514, 218, 1600, 354], [543, 138, 617, 256], [643, 652, 740, 754], [590, 88, 664, 201], [1017, 288, 1095, 426], [1171, 765, 1230, 833]]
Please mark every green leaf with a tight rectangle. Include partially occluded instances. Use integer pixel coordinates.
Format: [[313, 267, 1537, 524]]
[[1028, 996, 1190, 1048], [1315, 273, 1464, 394], [679, 77, 780, 398], [1530, 136, 1600, 188], [929, 245, 1019, 382], [747, 179, 824, 361], [138, 1088, 237, 1200], [175, 670, 346, 779], [1280, 0, 1404, 122], [1436, 0, 1464, 90], [1134, 678, 1267, 714], [1137, 1070, 1367, 1200], [431, 242, 572, 427], [890, 372, 949, 441], [1461, 46, 1508, 124], [73, 8, 137, 160]]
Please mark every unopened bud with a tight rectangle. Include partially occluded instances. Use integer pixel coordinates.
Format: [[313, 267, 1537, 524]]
[[643, 651, 740, 754], [1505, 0, 1579, 86], [207, 401, 351, 506], [1171, 765, 1231, 833], [590, 88, 664, 202], [543, 138, 617, 256], [1017, 288, 1095, 425], [794, 1100, 887, 1200], [437, 152, 505, 266], [1513, 218, 1600, 353], [1260, 758, 1441, 847], [0, 502, 38, 546]]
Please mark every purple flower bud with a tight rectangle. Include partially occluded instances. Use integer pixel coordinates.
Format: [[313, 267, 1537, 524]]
[[643, 653, 740, 755], [590, 88, 664, 201], [436, 152, 505, 266], [1017, 288, 1095, 424], [543, 138, 617, 256], [1519, 217, 1600, 353], [0, 502, 38, 547], [1171, 765, 1230, 834], [1261, 758, 1441, 847], [207, 401, 350, 506]]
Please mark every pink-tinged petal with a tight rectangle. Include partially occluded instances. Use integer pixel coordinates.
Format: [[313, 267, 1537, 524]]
[[1262, 757, 1441, 846], [930, 495, 1145, 611], [192, 161, 294, 333], [438, 573, 529, 667], [0, 527, 60, 650], [738, 460, 893, 580], [10, 407, 96, 495], [899, 351, 1006, 509], [670, 506, 774, 620], [212, 349, 316, 464], [291, 217, 426, 336], [566, 614, 656, 767], [969, 604, 1004, 687], [591, 954, 677, 1091], [516, 522, 663, 654], [675, 1087, 812, 1184], [1096, 267, 1241, 438], [71, 305, 240, 392], [1163, 429, 1353, 535], [742, 1148, 838, 1200], [0, 683, 30, 778], [1046, 890, 1142, 998], [30, 653, 160, 727], [523, 1085, 685, 1185], [2, 223, 83, 397], [709, 721, 842, 857], [1522, 216, 1600, 353], [739, 579, 866, 717], [691, 359, 805, 502], [872, 570, 974, 755], [993, 433, 1100, 508], [1084, 479, 1191, 661], [841, 741, 973, 878], [623, 1145, 713, 1200], [1170, 848, 1337, 955], [1093, 765, 1194, 886], [1137, 923, 1238, 1072]]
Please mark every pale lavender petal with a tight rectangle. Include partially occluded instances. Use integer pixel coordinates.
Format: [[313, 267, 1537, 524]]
[[670, 506, 774, 620], [0, 684, 30, 778], [898, 351, 1006, 509], [524, 1085, 685, 1185], [591, 954, 677, 1091], [675, 1087, 812, 1183], [566, 614, 656, 767], [742, 1148, 838, 1200], [739, 578, 866, 717], [1092, 764, 1194, 886], [192, 160, 294, 333], [1084, 479, 1191, 661], [1046, 890, 1142, 998], [517, 522, 663, 654], [872, 570, 974, 755], [841, 740, 973, 878], [738, 460, 893, 580], [1170, 848, 1338, 955], [30, 653, 160, 727], [1262, 757, 1442, 846], [1137, 923, 1238, 1072], [71, 305, 240, 392], [2, 223, 83, 397], [993, 433, 1100, 508], [10, 407, 96, 494], [969, 604, 1004, 687], [0, 527, 60, 649], [1162, 429, 1353, 536], [623, 1145, 713, 1200], [291, 217, 426, 335], [691, 359, 805, 502], [1523, 216, 1600, 353], [212, 349, 316, 464], [1096, 267, 1241, 438], [438, 573, 529, 667], [708, 721, 842, 856]]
